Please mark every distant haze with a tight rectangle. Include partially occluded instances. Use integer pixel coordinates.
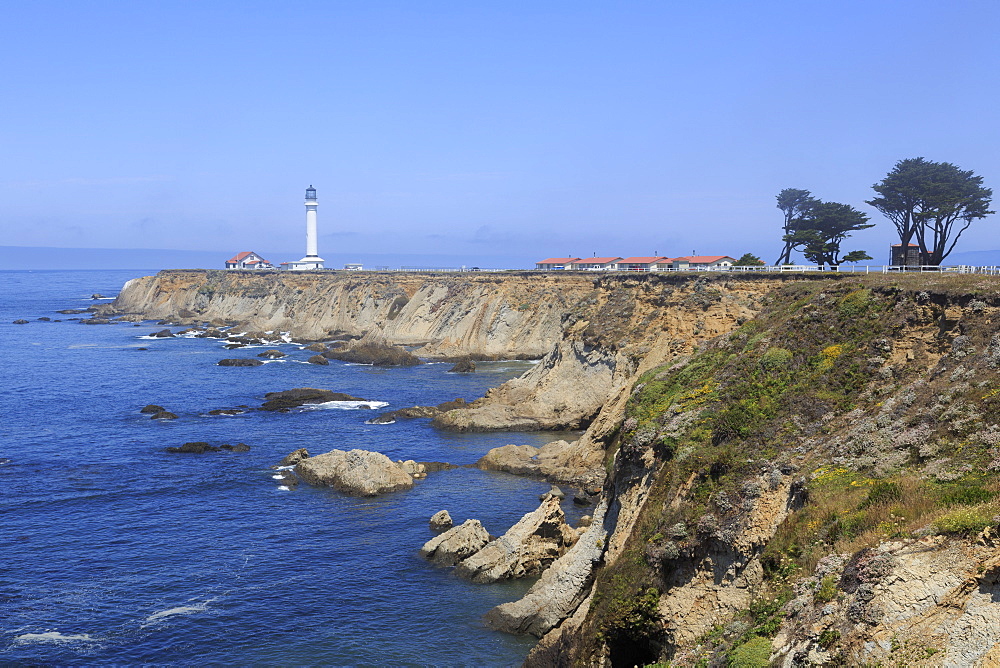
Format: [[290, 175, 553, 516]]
[[3, 246, 1000, 272]]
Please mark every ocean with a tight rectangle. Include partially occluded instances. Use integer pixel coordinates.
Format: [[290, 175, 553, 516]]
[[0, 270, 583, 665]]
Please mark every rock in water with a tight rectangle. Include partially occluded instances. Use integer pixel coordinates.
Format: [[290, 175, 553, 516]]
[[140, 404, 165, 414], [483, 501, 608, 637], [323, 342, 422, 366], [13, 319, 29, 324], [449, 357, 476, 373], [166, 442, 220, 453], [294, 449, 414, 496], [150, 329, 175, 338], [260, 388, 365, 411], [273, 448, 310, 468], [257, 349, 287, 358], [454, 495, 578, 583], [219, 443, 251, 452], [540, 485, 565, 501], [307, 355, 329, 365], [218, 358, 264, 367], [430, 510, 453, 531], [150, 411, 178, 420], [420, 519, 491, 566]]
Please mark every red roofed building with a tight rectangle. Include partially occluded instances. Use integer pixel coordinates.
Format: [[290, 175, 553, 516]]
[[674, 255, 736, 269], [617, 256, 670, 271], [225, 251, 274, 270], [535, 257, 581, 270], [569, 257, 623, 270]]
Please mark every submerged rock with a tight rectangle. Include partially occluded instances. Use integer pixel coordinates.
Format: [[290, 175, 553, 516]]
[[260, 388, 365, 411], [368, 398, 469, 424], [323, 343, 422, 367], [294, 449, 414, 496], [219, 442, 251, 452], [454, 495, 578, 583], [430, 510, 454, 531], [420, 519, 491, 566], [274, 470, 298, 488], [218, 358, 264, 367], [150, 411, 178, 420], [166, 442, 219, 453], [80, 318, 111, 325], [57, 309, 88, 315], [449, 357, 476, 373], [208, 408, 245, 415]]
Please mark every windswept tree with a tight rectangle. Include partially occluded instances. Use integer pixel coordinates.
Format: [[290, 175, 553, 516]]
[[774, 188, 818, 265], [734, 253, 765, 266], [868, 158, 994, 265], [783, 201, 873, 267]]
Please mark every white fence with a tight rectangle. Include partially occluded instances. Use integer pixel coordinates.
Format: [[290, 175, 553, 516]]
[[534, 264, 1000, 276]]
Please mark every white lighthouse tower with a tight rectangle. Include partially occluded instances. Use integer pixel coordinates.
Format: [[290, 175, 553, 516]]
[[291, 185, 325, 270]]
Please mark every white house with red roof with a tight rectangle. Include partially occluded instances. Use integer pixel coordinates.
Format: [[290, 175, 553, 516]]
[[616, 256, 671, 271], [535, 257, 581, 270], [570, 257, 623, 270], [225, 251, 274, 270], [675, 255, 736, 269]]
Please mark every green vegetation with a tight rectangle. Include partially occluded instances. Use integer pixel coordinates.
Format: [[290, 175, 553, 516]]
[[585, 277, 1000, 663], [727, 636, 773, 668]]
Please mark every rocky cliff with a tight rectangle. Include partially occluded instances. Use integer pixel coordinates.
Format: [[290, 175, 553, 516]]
[[110, 269, 1000, 665]]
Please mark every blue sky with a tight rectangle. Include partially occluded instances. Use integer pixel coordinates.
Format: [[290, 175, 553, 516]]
[[2, 1, 998, 268]]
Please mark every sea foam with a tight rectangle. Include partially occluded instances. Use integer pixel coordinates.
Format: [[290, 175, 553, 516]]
[[304, 400, 389, 410], [15, 631, 93, 644]]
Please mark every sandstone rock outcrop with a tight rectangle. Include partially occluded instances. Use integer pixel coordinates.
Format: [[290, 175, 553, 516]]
[[294, 449, 413, 496], [323, 342, 422, 366], [454, 495, 578, 583], [419, 519, 492, 566], [476, 439, 604, 487], [430, 510, 453, 531], [484, 501, 608, 637], [274, 448, 310, 467]]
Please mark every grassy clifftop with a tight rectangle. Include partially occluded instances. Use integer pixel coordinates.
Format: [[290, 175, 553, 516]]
[[537, 277, 1000, 667]]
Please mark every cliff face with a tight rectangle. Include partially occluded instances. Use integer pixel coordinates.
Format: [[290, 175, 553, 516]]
[[111, 270, 782, 433], [522, 275, 1000, 668], [112, 269, 1000, 666], [112, 269, 595, 358]]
